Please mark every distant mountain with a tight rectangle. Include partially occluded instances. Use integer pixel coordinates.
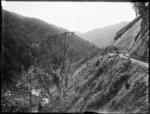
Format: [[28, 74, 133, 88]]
[[2, 9, 97, 83], [76, 22, 129, 48], [75, 31, 83, 36]]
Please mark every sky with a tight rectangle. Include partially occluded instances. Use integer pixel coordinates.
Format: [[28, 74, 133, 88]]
[[2, 1, 136, 33]]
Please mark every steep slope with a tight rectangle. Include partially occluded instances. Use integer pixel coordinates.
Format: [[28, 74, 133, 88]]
[[41, 49, 148, 113], [39, 7, 149, 113], [67, 8, 149, 113], [76, 22, 128, 47], [113, 10, 149, 63], [129, 10, 149, 63], [2, 9, 96, 83], [113, 17, 142, 51]]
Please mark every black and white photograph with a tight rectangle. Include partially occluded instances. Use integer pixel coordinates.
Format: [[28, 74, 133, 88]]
[[1, 0, 149, 113]]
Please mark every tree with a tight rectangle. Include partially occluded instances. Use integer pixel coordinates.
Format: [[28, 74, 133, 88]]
[[19, 66, 35, 112], [36, 69, 53, 99], [131, 2, 149, 16], [34, 32, 74, 97], [59, 32, 74, 89]]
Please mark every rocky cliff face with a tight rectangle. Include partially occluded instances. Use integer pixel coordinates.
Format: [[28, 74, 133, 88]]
[[113, 10, 149, 63], [113, 17, 142, 51], [129, 10, 149, 63]]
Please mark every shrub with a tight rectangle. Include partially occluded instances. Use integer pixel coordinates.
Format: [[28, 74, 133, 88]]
[[125, 83, 130, 89], [89, 80, 97, 90], [94, 67, 103, 79], [113, 73, 130, 89], [1, 95, 30, 112], [85, 92, 104, 110], [118, 59, 131, 73], [122, 58, 131, 69], [71, 93, 80, 107], [74, 85, 80, 92], [83, 90, 91, 101], [95, 60, 99, 66], [93, 79, 103, 92], [109, 98, 118, 110], [78, 81, 88, 93]]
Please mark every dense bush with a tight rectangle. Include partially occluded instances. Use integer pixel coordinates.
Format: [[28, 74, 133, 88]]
[[113, 73, 130, 88], [118, 58, 131, 73], [100, 46, 114, 56], [1, 95, 30, 112], [95, 60, 99, 66], [94, 80, 103, 92], [85, 91, 104, 110]]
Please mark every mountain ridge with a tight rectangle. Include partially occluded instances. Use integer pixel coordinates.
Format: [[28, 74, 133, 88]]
[[2, 9, 97, 83], [76, 21, 129, 47]]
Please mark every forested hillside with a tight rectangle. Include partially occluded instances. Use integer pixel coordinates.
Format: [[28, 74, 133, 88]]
[[2, 9, 96, 84]]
